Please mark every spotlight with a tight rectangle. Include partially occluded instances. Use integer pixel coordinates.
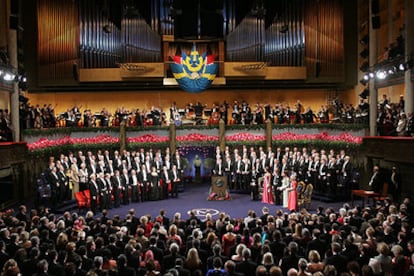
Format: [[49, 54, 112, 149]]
[[363, 74, 370, 80], [376, 70, 387, 80], [369, 72, 375, 78], [387, 66, 396, 75], [3, 73, 15, 81], [399, 63, 406, 71]]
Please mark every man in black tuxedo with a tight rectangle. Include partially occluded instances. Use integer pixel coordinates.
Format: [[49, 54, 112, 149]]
[[162, 243, 184, 273], [280, 242, 302, 276], [48, 166, 60, 210], [171, 165, 181, 198], [213, 158, 225, 176], [306, 228, 328, 259], [121, 169, 130, 205], [111, 170, 122, 208], [89, 174, 100, 214], [116, 254, 136, 276], [207, 244, 228, 271], [96, 172, 108, 211], [368, 164, 382, 193], [138, 164, 150, 202], [174, 258, 191, 276], [235, 248, 257, 276], [324, 242, 349, 274]]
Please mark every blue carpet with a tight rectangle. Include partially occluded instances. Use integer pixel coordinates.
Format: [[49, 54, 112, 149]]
[[102, 181, 347, 220]]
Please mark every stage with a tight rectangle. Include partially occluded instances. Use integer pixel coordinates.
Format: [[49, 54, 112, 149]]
[[98, 179, 347, 221]]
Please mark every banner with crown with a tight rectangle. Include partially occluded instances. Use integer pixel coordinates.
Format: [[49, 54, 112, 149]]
[[170, 45, 218, 93]]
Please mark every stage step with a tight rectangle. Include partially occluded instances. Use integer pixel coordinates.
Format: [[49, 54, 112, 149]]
[[55, 199, 78, 214], [312, 193, 337, 203]]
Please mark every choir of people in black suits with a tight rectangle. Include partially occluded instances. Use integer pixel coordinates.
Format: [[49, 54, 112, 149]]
[[45, 147, 184, 212], [212, 145, 355, 202]]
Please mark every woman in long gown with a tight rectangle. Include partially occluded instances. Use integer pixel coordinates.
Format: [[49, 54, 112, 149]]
[[261, 167, 274, 204], [287, 174, 298, 211], [279, 172, 290, 208], [149, 166, 160, 200]]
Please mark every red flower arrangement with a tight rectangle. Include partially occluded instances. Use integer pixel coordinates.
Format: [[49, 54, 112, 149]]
[[226, 132, 266, 141], [27, 131, 362, 153], [27, 135, 119, 151], [176, 133, 219, 142], [127, 134, 169, 143], [271, 132, 362, 144]]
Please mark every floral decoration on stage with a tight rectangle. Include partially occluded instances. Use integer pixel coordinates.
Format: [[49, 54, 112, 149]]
[[26, 131, 362, 155], [207, 191, 231, 201], [226, 132, 266, 141], [176, 133, 219, 142], [127, 134, 169, 143], [27, 134, 119, 151], [271, 132, 363, 144]]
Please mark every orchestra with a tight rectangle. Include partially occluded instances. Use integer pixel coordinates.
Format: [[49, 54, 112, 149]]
[[20, 97, 372, 130]]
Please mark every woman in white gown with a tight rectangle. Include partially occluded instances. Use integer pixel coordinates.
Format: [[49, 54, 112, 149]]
[[278, 172, 290, 208]]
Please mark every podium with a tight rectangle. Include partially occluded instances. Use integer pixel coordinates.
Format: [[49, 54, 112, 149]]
[[209, 176, 230, 200]]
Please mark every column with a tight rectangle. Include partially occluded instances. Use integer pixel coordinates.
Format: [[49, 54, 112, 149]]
[[369, 0, 378, 136], [8, 24, 19, 141], [169, 122, 176, 153], [405, 0, 414, 115], [387, 0, 394, 97]]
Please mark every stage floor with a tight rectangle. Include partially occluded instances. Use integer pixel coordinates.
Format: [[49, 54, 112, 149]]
[[101, 180, 348, 221]]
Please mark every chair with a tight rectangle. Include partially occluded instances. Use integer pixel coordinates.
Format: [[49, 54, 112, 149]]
[[83, 189, 92, 206], [296, 181, 306, 209], [303, 184, 314, 210], [75, 192, 88, 213]]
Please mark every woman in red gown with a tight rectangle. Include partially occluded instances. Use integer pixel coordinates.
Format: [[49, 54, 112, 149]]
[[261, 167, 274, 204], [221, 224, 236, 257], [288, 175, 298, 211]]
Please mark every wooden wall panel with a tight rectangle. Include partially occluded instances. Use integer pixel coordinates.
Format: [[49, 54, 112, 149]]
[[37, 0, 78, 86], [304, 0, 344, 81]]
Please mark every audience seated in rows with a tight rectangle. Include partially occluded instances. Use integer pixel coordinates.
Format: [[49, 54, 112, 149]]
[[0, 194, 413, 275]]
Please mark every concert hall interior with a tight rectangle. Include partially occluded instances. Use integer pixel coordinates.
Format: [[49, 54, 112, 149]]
[[2, 0, 414, 275]]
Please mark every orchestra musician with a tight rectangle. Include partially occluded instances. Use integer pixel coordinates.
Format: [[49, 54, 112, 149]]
[[100, 107, 110, 127]]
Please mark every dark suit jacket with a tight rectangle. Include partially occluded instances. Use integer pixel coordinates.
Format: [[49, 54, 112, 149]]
[[48, 262, 65, 276], [147, 246, 164, 263], [324, 254, 349, 274], [306, 238, 328, 259], [235, 260, 257, 276]]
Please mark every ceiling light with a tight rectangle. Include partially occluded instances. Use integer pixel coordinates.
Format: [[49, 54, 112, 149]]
[[376, 70, 387, 80], [3, 73, 15, 81]]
